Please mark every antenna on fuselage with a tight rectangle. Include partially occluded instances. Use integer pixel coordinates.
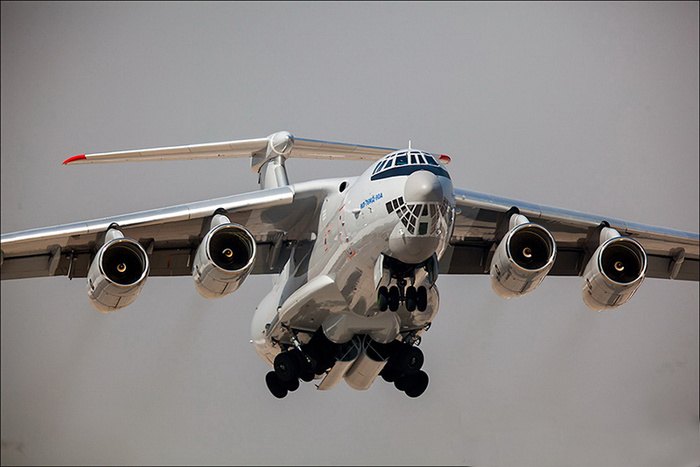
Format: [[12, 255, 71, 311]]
[[408, 140, 412, 150]]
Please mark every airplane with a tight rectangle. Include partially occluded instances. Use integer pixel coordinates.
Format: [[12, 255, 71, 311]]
[[1, 131, 698, 399]]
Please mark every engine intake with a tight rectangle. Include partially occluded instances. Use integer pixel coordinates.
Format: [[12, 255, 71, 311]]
[[490, 220, 557, 298], [193, 222, 256, 298], [582, 235, 647, 311], [87, 236, 149, 312]]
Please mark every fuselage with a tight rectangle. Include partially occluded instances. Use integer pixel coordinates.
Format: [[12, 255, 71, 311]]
[[251, 149, 455, 364]]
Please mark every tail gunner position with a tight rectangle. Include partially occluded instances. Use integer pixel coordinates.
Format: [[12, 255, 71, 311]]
[[2, 131, 697, 399]]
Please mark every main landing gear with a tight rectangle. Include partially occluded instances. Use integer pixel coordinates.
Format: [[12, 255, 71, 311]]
[[265, 332, 336, 399], [378, 340, 429, 398], [264, 332, 430, 399], [377, 280, 428, 312]]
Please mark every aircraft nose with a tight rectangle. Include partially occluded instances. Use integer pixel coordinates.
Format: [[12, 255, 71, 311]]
[[404, 170, 443, 203]]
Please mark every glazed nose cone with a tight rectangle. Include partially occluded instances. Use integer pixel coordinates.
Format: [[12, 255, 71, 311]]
[[404, 170, 443, 203]]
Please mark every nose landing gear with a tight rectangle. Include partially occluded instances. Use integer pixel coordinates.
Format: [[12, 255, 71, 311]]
[[377, 281, 428, 312]]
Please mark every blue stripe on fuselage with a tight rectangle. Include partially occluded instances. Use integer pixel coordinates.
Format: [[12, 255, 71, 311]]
[[370, 164, 451, 181]]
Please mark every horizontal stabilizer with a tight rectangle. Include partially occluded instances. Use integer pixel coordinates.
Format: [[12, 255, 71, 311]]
[[63, 131, 396, 166]]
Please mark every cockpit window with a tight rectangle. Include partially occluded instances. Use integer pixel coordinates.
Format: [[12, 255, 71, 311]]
[[371, 149, 450, 181], [424, 155, 439, 166]]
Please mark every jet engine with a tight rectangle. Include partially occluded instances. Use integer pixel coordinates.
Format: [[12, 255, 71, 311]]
[[87, 234, 149, 312], [490, 215, 557, 298], [192, 221, 256, 299], [582, 232, 647, 311]]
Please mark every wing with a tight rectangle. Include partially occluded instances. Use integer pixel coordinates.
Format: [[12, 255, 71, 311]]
[[440, 188, 699, 281], [0, 179, 344, 280]]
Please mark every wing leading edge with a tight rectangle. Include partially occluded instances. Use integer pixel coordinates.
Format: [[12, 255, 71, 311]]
[[441, 188, 699, 281], [0, 179, 346, 280]]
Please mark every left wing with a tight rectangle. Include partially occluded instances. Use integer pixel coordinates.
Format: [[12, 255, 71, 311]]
[[441, 188, 699, 281], [0, 179, 343, 280]]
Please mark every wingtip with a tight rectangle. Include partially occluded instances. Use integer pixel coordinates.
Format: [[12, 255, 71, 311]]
[[62, 154, 86, 165]]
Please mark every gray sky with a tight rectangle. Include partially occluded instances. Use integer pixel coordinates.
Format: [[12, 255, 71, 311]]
[[1, 2, 698, 466]]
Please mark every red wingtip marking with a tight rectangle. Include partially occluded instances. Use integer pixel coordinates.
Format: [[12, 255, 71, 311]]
[[62, 154, 86, 165], [439, 154, 451, 164]]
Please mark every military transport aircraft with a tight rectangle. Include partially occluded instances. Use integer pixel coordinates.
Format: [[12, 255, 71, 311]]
[[1, 131, 698, 398]]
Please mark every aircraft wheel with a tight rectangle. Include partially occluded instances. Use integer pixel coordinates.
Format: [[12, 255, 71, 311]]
[[377, 286, 389, 311], [380, 366, 399, 383], [283, 377, 300, 392], [394, 345, 424, 375], [404, 371, 429, 398], [274, 350, 303, 382], [405, 286, 417, 312], [388, 286, 400, 311], [265, 371, 288, 399], [394, 374, 415, 392], [300, 371, 315, 382], [416, 286, 428, 312]]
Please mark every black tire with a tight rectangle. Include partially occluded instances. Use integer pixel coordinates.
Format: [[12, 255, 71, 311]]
[[405, 286, 417, 312], [300, 371, 315, 383], [283, 377, 300, 392], [388, 286, 400, 312], [416, 286, 428, 312], [377, 286, 389, 311], [274, 351, 302, 382], [380, 366, 399, 383], [404, 371, 429, 398], [394, 345, 424, 375], [265, 371, 288, 399], [394, 373, 416, 392]]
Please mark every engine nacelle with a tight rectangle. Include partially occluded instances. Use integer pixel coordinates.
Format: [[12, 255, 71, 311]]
[[87, 237, 149, 312], [582, 235, 647, 311], [192, 223, 256, 299], [490, 220, 557, 298]]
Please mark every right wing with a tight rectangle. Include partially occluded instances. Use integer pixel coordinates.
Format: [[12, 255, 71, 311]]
[[0, 179, 346, 280], [441, 188, 699, 281]]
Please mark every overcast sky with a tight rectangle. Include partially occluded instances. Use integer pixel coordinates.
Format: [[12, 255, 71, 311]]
[[1, 2, 698, 466]]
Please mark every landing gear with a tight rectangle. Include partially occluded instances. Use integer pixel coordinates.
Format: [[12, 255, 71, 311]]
[[265, 371, 288, 399], [379, 341, 430, 397], [397, 370, 429, 398], [377, 286, 389, 311], [405, 286, 417, 312], [273, 349, 303, 381], [376, 282, 428, 312], [416, 286, 427, 312], [267, 351, 306, 399], [388, 286, 400, 311], [265, 331, 339, 398]]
